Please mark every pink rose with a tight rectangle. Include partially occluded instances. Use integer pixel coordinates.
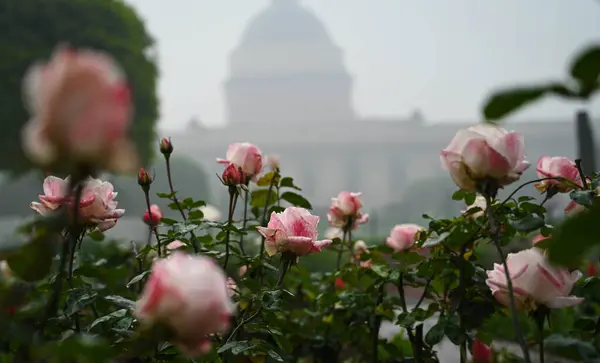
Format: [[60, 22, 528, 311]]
[[532, 234, 549, 245], [30, 176, 124, 232], [535, 156, 582, 193], [143, 205, 163, 226], [353, 240, 372, 268], [166, 240, 186, 251], [386, 224, 424, 252], [217, 142, 263, 181], [135, 252, 234, 357], [327, 192, 369, 230], [266, 154, 280, 170], [485, 247, 583, 311], [441, 125, 530, 192], [462, 196, 487, 219], [21, 45, 138, 172], [256, 207, 332, 256]]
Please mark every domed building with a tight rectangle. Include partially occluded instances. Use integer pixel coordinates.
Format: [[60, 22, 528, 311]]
[[225, 0, 355, 125], [167, 0, 580, 234]]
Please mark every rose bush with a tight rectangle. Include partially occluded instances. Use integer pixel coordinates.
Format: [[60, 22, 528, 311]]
[[1, 42, 600, 363]]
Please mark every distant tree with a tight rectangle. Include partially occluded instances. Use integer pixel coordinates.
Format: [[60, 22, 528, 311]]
[[0, 0, 159, 173]]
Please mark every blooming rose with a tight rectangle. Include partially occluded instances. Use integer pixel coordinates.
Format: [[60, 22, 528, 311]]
[[21, 45, 138, 172], [256, 207, 332, 256], [266, 154, 280, 170], [440, 124, 530, 192], [217, 142, 263, 181], [353, 240, 372, 268], [485, 247, 583, 311], [30, 175, 124, 231], [135, 252, 234, 357], [535, 156, 582, 193], [166, 240, 186, 252], [143, 204, 163, 226], [327, 192, 369, 230], [462, 196, 487, 219], [386, 224, 424, 252]]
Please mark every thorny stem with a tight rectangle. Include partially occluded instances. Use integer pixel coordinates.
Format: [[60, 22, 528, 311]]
[[498, 177, 568, 209], [397, 272, 421, 362], [336, 229, 348, 270], [41, 180, 84, 333], [165, 156, 199, 253], [483, 187, 531, 363], [152, 227, 162, 258], [575, 159, 589, 189], [223, 187, 238, 271], [259, 173, 278, 281], [239, 187, 249, 256], [224, 258, 290, 345], [371, 284, 384, 363]]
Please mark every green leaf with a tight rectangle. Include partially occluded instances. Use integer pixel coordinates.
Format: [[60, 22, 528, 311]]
[[544, 334, 600, 361], [509, 214, 545, 233], [87, 230, 105, 242], [482, 83, 572, 121], [570, 45, 600, 91], [104, 295, 136, 311], [279, 177, 302, 190], [425, 320, 446, 346], [89, 309, 128, 330], [65, 291, 98, 317], [256, 172, 277, 187], [547, 205, 600, 267], [126, 270, 150, 288], [268, 350, 285, 362], [422, 232, 450, 248], [280, 192, 312, 209], [6, 232, 57, 282], [570, 190, 595, 207], [250, 189, 278, 208], [217, 340, 257, 355]]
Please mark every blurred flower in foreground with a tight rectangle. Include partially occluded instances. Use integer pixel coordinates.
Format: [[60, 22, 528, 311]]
[[135, 252, 234, 357], [21, 45, 138, 173]]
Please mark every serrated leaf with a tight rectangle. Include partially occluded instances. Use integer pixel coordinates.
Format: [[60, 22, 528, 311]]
[[425, 320, 446, 346], [89, 309, 128, 330], [422, 232, 450, 248], [126, 270, 150, 288], [509, 214, 545, 233], [279, 177, 301, 190], [570, 45, 600, 92], [104, 295, 136, 311], [250, 189, 278, 208]]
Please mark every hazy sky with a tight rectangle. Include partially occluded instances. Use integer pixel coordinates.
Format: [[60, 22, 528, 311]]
[[125, 0, 600, 129]]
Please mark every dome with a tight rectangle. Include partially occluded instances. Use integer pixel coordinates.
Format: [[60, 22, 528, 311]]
[[239, 0, 334, 47]]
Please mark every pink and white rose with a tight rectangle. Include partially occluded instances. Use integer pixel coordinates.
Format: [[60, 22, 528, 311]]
[[135, 252, 234, 357], [327, 191, 369, 230], [257, 207, 332, 256], [217, 142, 263, 181], [353, 240, 372, 268], [485, 247, 583, 311], [21, 45, 138, 172], [386, 224, 424, 252], [535, 156, 583, 193], [440, 124, 530, 192], [30, 175, 124, 231]]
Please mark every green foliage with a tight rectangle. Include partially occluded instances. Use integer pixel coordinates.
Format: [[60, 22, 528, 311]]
[[0, 0, 158, 173], [482, 43, 600, 121]]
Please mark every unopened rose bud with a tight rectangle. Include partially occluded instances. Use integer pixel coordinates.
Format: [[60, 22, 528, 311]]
[[143, 204, 163, 226], [137, 168, 153, 190], [335, 277, 345, 289], [222, 163, 246, 186], [472, 339, 492, 363], [159, 137, 173, 156]]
